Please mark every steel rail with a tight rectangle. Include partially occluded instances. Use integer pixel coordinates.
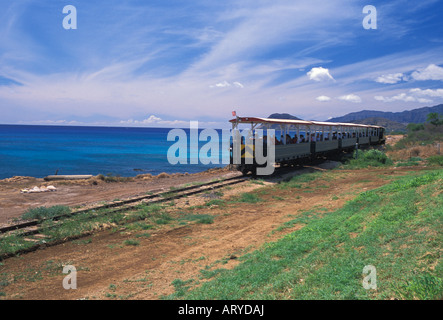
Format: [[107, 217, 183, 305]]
[[0, 174, 247, 236]]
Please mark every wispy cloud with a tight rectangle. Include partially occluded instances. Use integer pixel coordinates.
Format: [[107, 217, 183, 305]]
[[374, 88, 443, 103], [210, 81, 244, 89], [375, 73, 407, 84]]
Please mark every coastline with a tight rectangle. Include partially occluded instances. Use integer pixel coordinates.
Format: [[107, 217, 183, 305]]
[[0, 165, 232, 183]]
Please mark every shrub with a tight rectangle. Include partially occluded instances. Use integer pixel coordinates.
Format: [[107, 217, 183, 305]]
[[22, 205, 71, 220], [406, 123, 424, 132], [97, 173, 131, 183], [427, 155, 443, 166], [344, 149, 393, 169], [394, 122, 443, 150]]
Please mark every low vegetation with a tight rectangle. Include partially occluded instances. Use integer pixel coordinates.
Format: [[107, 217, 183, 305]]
[[21, 205, 71, 221], [168, 169, 442, 300], [342, 149, 393, 169], [390, 112, 443, 150], [97, 173, 133, 183], [1, 138, 441, 299], [427, 155, 443, 166], [0, 194, 223, 258]]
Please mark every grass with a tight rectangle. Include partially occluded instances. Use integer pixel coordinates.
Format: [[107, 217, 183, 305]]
[[232, 192, 263, 203], [182, 214, 215, 225], [123, 239, 140, 246], [277, 172, 324, 190], [21, 205, 71, 221], [169, 169, 442, 300], [395, 157, 422, 167], [204, 199, 226, 207], [392, 273, 443, 300], [0, 203, 167, 258], [154, 213, 173, 225], [342, 149, 393, 169], [427, 155, 443, 166], [167, 278, 195, 298], [0, 234, 38, 257]]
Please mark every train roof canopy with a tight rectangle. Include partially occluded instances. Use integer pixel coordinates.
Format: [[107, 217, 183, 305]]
[[229, 117, 312, 125], [230, 117, 383, 129]]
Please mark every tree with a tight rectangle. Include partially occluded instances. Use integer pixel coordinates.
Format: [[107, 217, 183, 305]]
[[406, 123, 424, 132], [426, 112, 443, 126]]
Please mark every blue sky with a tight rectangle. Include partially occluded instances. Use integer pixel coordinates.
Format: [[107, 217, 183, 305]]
[[1, 0, 443, 128]]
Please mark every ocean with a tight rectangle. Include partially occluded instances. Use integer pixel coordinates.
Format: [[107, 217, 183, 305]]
[[0, 125, 228, 179]]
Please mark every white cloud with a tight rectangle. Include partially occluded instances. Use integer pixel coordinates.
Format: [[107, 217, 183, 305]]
[[411, 64, 443, 81], [307, 67, 335, 82], [374, 88, 443, 103], [120, 115, 190, 127], [17, 119, 80, 125], [316, 95, 331, 102], [374, 93, 416, 103], [338, 94, 361, 103], [210, 81, 231, 88], [374, 64, 443, 84], [417, 98, 434, 103], [375, 73, 407, 84], [409, 88, 443, 98], [209, 81, 244, 88], [143, 115, 162, 123]]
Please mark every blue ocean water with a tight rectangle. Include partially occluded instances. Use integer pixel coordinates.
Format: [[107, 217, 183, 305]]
[[0, 125, 228, 179]]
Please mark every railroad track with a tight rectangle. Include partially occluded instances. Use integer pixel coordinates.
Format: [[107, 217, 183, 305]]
[[0, 158, 342, 260], [0, 174, 249, 260]]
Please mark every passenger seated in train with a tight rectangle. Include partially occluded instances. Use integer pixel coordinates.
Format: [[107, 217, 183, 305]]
[[286, 134, 292, 144]]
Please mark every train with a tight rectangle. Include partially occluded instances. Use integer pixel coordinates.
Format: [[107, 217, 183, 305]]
[[229, 116, 386, 175]]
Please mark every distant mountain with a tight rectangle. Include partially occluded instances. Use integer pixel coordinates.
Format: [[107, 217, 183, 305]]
[[267, 113, 301, 120], [327, 104, 443, 124], [347, 117, 407, 132], [266, 104, 442, 131], [260, 113, 302, 129]]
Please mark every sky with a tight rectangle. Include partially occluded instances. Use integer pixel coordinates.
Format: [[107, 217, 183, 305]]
[[0, 0, 443, 128]]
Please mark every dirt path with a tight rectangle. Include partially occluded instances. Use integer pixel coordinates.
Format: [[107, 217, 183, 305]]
[[0, 165, 427, 300]]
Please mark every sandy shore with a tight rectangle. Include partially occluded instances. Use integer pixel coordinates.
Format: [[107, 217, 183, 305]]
[[0, 166, 239, 225]]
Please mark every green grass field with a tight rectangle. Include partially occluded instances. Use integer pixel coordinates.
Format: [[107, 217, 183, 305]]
[[168, 169, 442, 300]]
